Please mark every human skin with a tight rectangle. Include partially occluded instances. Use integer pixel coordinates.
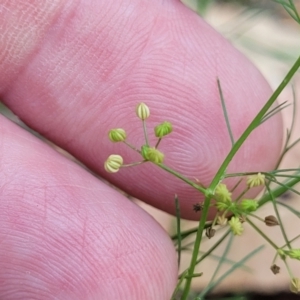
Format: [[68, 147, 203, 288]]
[[0, 0, 282, 299]]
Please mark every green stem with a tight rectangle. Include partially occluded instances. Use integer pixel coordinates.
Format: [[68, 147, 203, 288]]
[[248, 213, 265, 223], [284, 260, 295, 279], [155, 138, 162, 148], [196, 229, 231, 264], [175, 195, 182, 267], [178, 229, 231, 279], [142, 120, 149, 146], [210, 55, 300, 191], [246, 217, 279, 250], [180, 193, 212, 299], [180, 55, 300, 299], [171, 270, 188, 300], [266, 185, 291, 249], [123, 141, 141, 152], [218, 78, 235, 146], [197, 245, 264, 298], [157, 163, 207, 194], [258, 173, 300, 207], [122, 161, 145, 168]]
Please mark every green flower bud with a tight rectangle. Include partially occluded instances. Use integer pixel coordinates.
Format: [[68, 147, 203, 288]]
[[214, 183, 232, 211], [239, 199, 258, 213], [290, 278, 300, 294], [247, 172, 265, 188], [108, 128, 127, 142], [141, 145, 150, 160], [228, 216, 244, 236], [154, 121, 173, 138], [142, 146, 164, 164], [136, 102, 150, 120], [104, 154, 123, 173], [285, 249, 300, 260], [215, 183, 232, 204], [215, 201, 230, 212]]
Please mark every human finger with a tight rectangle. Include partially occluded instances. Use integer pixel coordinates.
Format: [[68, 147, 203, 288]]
[[0, 116, 177, 299], [0, 0, 283, 219]]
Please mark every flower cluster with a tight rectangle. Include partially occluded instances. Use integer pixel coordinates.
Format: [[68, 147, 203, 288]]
[[104, 103, 172, 173], [104, 102, 300, 295], [211, 175, 266, 237]]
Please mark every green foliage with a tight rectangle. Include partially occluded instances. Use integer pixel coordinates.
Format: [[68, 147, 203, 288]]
[[273, 0, 300, 24], [105, 1, 300, 298]]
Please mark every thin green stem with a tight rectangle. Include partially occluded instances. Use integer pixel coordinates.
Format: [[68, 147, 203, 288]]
[[184, 273, 203, 279], [197, 245, 264, 298], [210, 55, 300, 191], [230, 178, 243, 192], [258, 174, 300, 207], [218, 78, 235, 146], [122, 161, 145, 168], [157, 163, 207, 194], [266, 185, 291, 249], [171, 223, 212, 242], [260, 101, 290, 125], [123, 141, 141, 152], [155, 138, 162, 148], [271, 168, 300, 173], [234, 188, 249, 202], [208, 234, 234, 286], [175, 195, 182, 267], [180, 55, 300, 299], [274, 88, 297, 168], [196, 229, 231, 264], [171, 270, 188, 300], [142, 120, 149, 146], [284, 259, 295, 279], [286, 137, 300, 152], [180, 193, 212, 299], [277, 201, 300, 218], [248, 213, 265, 223], [246, 217, 279, 250], [178, 229, 231, 279]]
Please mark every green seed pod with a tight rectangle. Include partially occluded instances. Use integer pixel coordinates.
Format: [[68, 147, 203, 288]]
[[141, 145, 150, 161], [108, 128, 127, 142], [104, 154, 123, 173], [136, 103, 150, 120], [154, 121, 173, 138], [142, 146, 164, 164]]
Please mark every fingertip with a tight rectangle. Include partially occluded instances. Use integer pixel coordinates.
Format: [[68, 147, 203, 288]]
[[1, 0, 283, 220], [0, 116, 177, 299]]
